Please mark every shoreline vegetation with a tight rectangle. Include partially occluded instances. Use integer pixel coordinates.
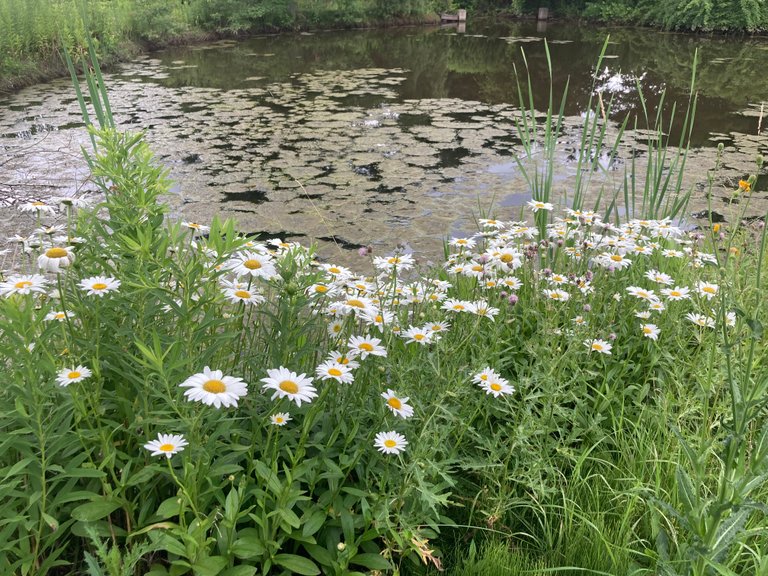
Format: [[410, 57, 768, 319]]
[[2, 0, 768, 95]]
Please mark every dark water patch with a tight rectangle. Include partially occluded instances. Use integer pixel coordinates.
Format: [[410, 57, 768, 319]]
[[437, 147, 472, 169], [317, 236, 367, 250]]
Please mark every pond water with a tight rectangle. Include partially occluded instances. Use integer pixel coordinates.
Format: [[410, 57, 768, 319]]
[[1, 21, 767, 263]]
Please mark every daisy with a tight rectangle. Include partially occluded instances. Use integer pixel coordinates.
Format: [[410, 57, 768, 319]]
[[37, 246, 75, 273], [527, 199, 554, 212], [340, 295, 374, 315], [449, 237, 476, 249], [661, 286, 690, 301], [144, 433, 188, 459], [56, 365, 92, 387], [696, 281, 719, 300], [223, 285, 265, 305], [320, 263, 352, 280], [401, 326, 434, 345], [476, 374, 515, 398], [315, 360, 355, 384], [179, 367, 248, 408], [641, 324, 660, 340], [645, 270, 673, 285], [306, 283, 335, 297], [260, 367, 317, 407], [360, 309, 394, 330], [686, 313, 715, 329], [598, 252, 632, 270], [19, 200, 56, 215], [348, 335, 387, 359], [626, 286, 659, 303], [45, 310, 73, 322], [441, 299, 472, 313], [472, 367, 500, 385], [423, 320, 450, 334], [501, 276, 523, 290], [79, 276, 121, 297], [381, 389, 414, 419], [725, 311, 737, 327], [374, 431, 408, 455], [227, 251, 277, 280], [648, 301, 666, 313], [572, 315, 587, 326], [270, 412, 292, 426], [326, 350, 360, 370], [468, 301, 500, 320], [327, 319, 345, 338], [635, 311, 652, 320], [182, 221, 210, 234], [0, 274, 48, 297], [373, 254, 415, 271], [585, 339, 612, 355], [543, 289, 570, 302]]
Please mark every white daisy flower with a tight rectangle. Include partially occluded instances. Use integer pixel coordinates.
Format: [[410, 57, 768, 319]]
[[585, 339, 612, 355], [37, 246, 76, 272], [270, 412, 292, 426], [0, 274, 48, 297], [641, 324, 660, 340], [325, 350, 360, 370], [222, 285, 265, 305], [45, 310, 73, 322], [261, 367, 317, 407], [645, 270, 673, 285], [381, 389, 414, 418], [182, 221, 210, 234], [144, 433, 188, 459], [661, 286, 691, 301], [56, 365, 92, 387], [626, 286, 659, 303], [696, 281, 719, 300], [374, 431, 408, 455], [423, 320, 450, 334], [320, 263, 352, 280], [227, 251, 278, 280], [449, 237, 476, 249], [472, 367, 501, 385], [373, 254, 415, 271], [468, 301, 500, 320], [19, 200, 56, 215], [327, 319, 345, 338], [79, 276, 121, 297], [315, 360, 355, 384], [477, 375, 515, 398], [686, 313, 715, 328], [347, 335, 387, 359], [527, 199, 554, 213], [179, 367, 248, 408], [441, 298, 473, 313], [543, 289, 570, 302]]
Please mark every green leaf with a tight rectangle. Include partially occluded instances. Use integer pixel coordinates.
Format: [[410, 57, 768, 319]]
[[675, 466, 698, 516], [301, 510, 326, 537], [303, 543, 334, 567], [220, 567, 257, 576], [71, 498, 122, 522], [230, 528, 265, 560], [191, 555, 227, 576], [155, 496, 183, 520], [350, 553, 391, 571], [273, 554, 320, 575]]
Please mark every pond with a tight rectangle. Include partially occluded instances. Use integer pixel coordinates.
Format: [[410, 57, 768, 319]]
[[1, 20, 767, 262]]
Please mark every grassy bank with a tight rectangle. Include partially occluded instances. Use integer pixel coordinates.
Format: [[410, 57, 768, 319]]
[[0, 0, 442, 94]]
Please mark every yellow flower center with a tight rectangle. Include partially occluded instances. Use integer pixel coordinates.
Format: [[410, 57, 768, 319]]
[[703, 286, 716, 294], [275, 417, 284, 423], [332, 324, 342, 333], [472, 265, 483, 272], [15, 280, 32, 289], [643, 327, 652, 334], [68, 371, 81, 380], [188, 223, 200, 229], [452, 304, 464, 310], [328, 267, 341, 274], [279, 380, 298, 394], [592, 343, 603, 351], [670, 291, 681, 297], [387, 397, 402, 410], [45, 247, 68, 259], [328, 368, 342, 377], [374, 315, 383, 323], [431, 325, 442, 331], [339, 357, 349, 364], [92, 283, 108, 290], [315, 285, 328, 293], [610, 254, 623, 262], [384, 439, 397, 448], [234, 290, 251, 299], [359, 343, 374, 352], [414, 333, 425, 340], [244, 259, 262, 270], [203, 379, 226, 393], [490, 383, 502, 392], [347, 299, 365, 308], [159, 443, 175, 452], [550, 293, 560, 299], [387, 257, 399, 264]]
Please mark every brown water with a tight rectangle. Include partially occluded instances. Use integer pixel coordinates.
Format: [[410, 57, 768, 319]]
[[1, 21, 766, 262]]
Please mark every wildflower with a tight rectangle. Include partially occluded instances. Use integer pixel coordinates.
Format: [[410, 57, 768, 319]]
[[644, 270, 673, 286], [34, 224, 66, 236], [662, 249, 684, 258], [348, 335, 387, 359], [501, 277, 523, 290], [572, 315, 587, 326], [315, 360, 355, 384], [270, 412, 292, 426], [648, 301, 666, 313], [527, 199, 554, 213], [641, 324, 660, 340], [223, 285, 265, 305], [320, 263, 352, 280], [307, 283, 335, 297], [341, 295, 373, 315], [476, 374, 515, 398], [696, 281, 719, 300], [381, 389, 414, 418], [686, 313, 715, 329], [327, 319, 344, 338], [441, 299, 472, 313], [401, 326, 434, 345], [585, 339, 612, 355], [472, 367, 500, 385], [738, 179, 751, 193], [360, 309, 394, 330], [549, 273, 568, 285], [261, 367, 317, 407], [598, 252, 632, 270], [182, 221, 210, 233], [468, 301, 500, 320], [56, 365, 92, 387], [374, 431, 408, 455], [626, 286, 659, 303], [180, 367, 248, 408], [543, 289, 570, 302], [45, 310, 73, 322], [449, 237, 476, 249], [227, 251, 277, 280], [19, 200, 56, 215], [424, 320, 450, 334], [661, 286, 690, 301], [326, 350, 360, 370], [725, 311, 736, 327], [37, 246, 75, 272], [0, 274, 48, 297], [373, 253, 415, 271], [144, 433, 188, 459], [79, 276, 121, 297], [635, 310, 652, 320]]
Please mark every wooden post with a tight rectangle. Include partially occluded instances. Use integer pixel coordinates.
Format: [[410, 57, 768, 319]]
[[457, 9, 467, 21], [537, 7, 549, 20]]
